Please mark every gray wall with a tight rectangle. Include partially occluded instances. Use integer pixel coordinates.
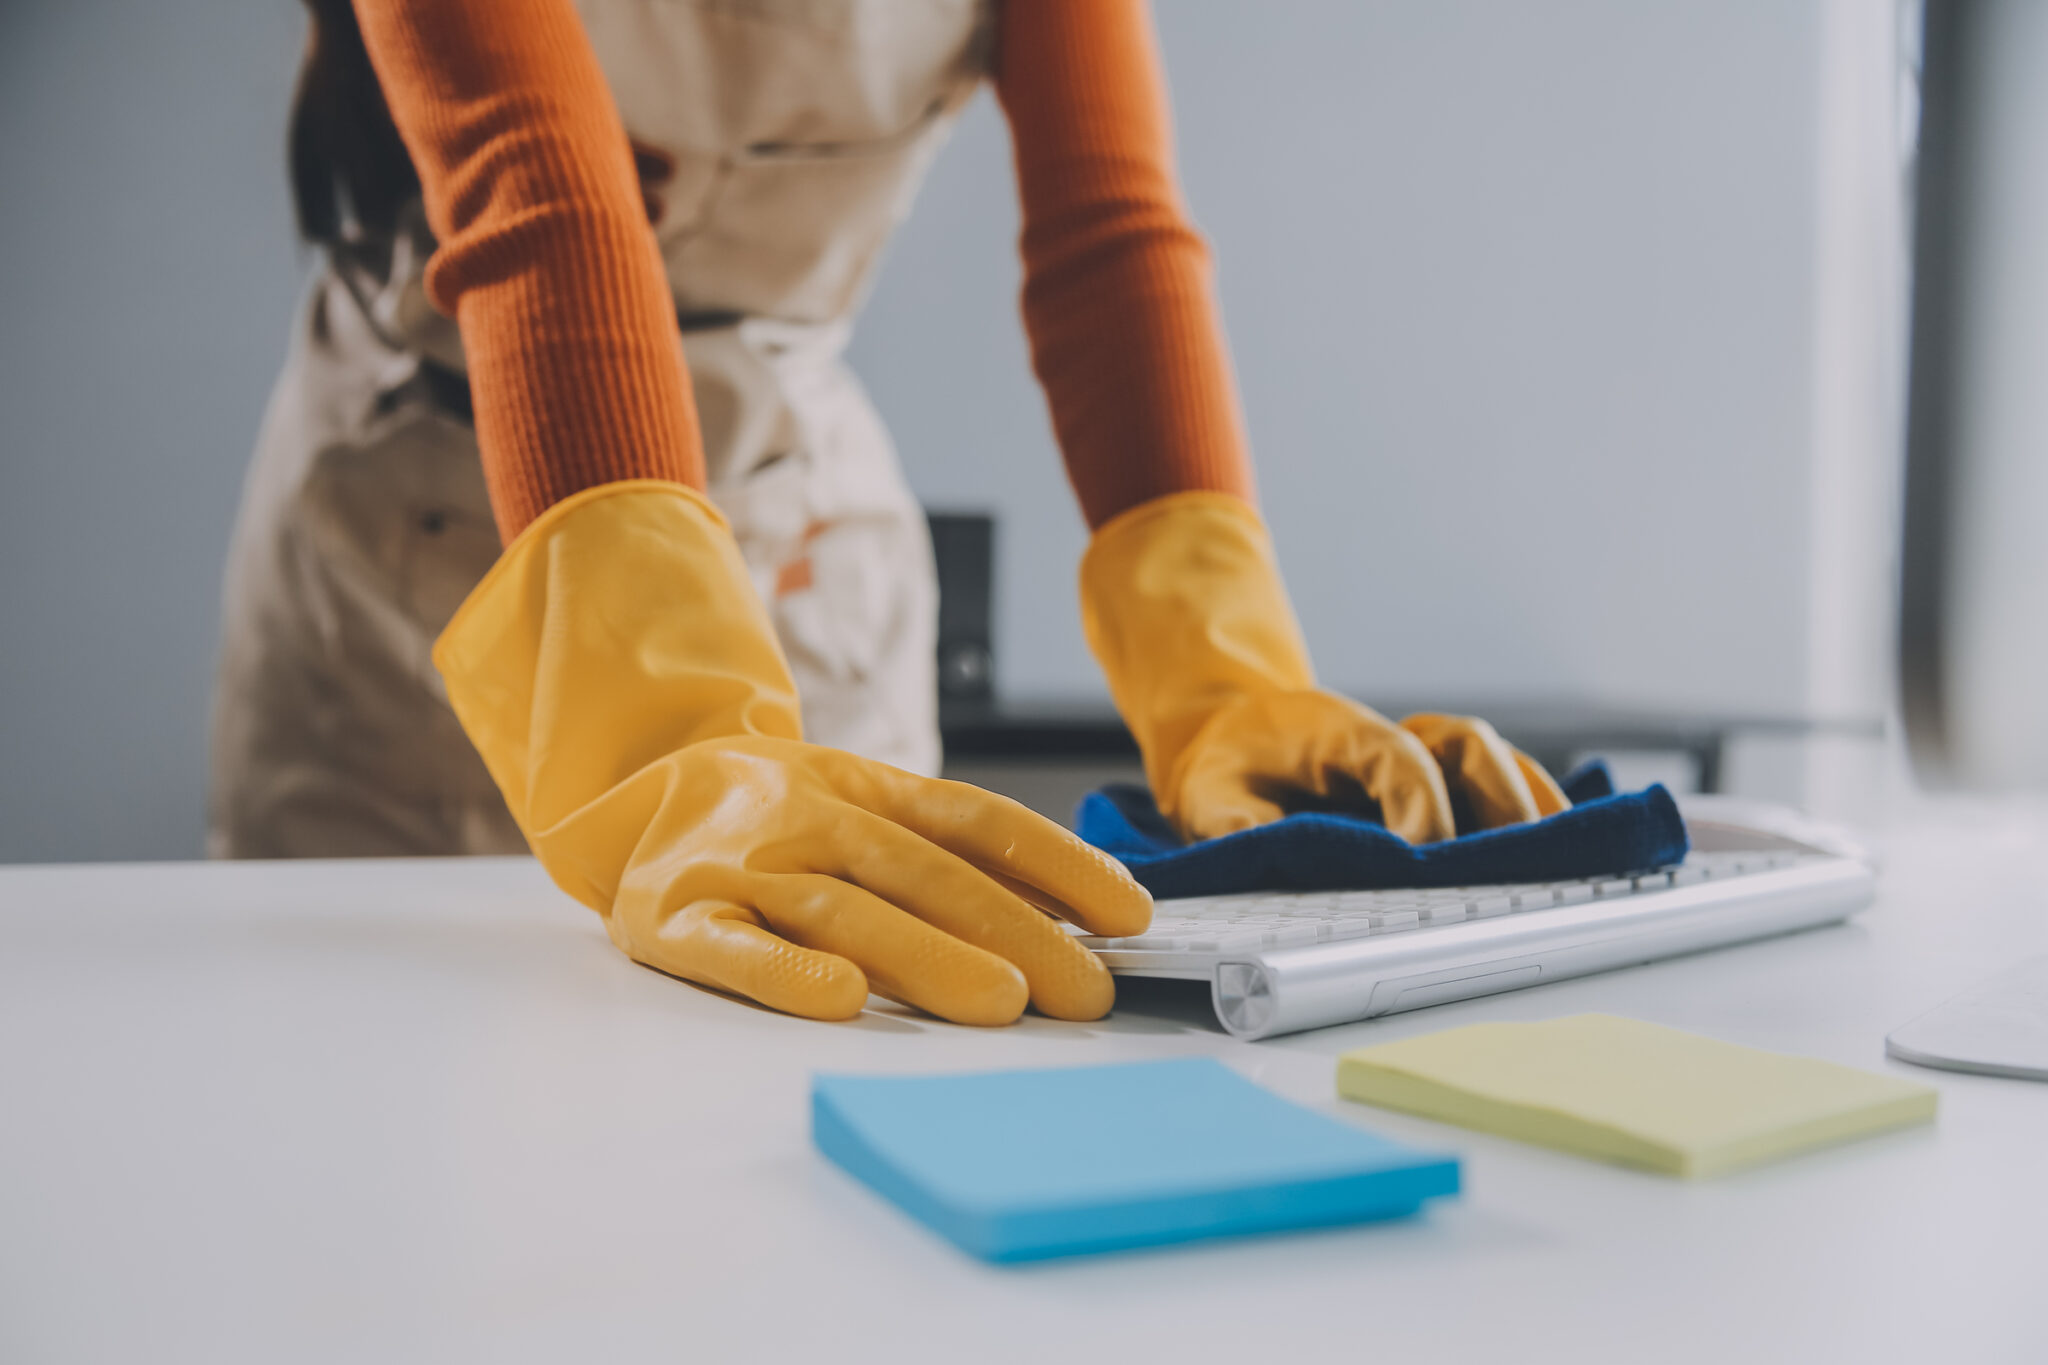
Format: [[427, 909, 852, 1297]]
[[0, 2, 308, 861], [859, 1, 1829, 712], [0, 1, 1874, 861]]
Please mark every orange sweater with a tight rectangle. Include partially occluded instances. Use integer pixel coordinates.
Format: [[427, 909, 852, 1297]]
[[354, 0, 1254, 543]]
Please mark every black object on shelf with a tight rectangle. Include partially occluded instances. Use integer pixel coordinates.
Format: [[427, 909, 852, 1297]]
[[928, 512, 995, 703]]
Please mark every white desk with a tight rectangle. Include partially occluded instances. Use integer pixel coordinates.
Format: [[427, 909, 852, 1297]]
[[5, 806, 2048, 1364]]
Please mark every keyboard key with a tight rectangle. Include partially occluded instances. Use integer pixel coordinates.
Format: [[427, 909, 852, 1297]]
[[1557, 883, 1596, 906], [1419, 903, 1469, 926], [1470, 894, 1515, 918], [1634, 871, 1673, 891], [1510, 889, 1554, 911], [1263, 925, 1321, 949], [1188, 932, 1262, 952], [1595, 879, 1635, 898], [1372, 910, 1420, 933]]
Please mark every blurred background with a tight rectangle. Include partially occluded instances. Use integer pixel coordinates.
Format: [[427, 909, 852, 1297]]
[[0, 0, 1913, 862]]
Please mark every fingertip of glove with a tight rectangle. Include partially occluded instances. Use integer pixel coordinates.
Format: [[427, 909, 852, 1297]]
[[1091, 880, 1155, 939], [943, 961, 1031, 1027], [755, 957, 870, 1021], [731, 931, 871, 1021], [806, 968, 874, 1021], [1032, 953, 1117, 1022]]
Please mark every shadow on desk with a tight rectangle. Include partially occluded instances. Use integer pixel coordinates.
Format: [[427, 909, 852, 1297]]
[[1108, 975, 1225, 1034]]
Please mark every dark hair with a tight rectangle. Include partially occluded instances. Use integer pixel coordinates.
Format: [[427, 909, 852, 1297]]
[[288, 0, 419, 245]]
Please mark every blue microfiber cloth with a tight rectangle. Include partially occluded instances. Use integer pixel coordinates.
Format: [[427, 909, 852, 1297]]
[[1075, 761, 1688, 900]]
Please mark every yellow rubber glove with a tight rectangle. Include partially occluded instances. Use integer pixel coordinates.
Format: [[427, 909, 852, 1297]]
[[435, 481, 1151, 1025], [1079, 492, 1569, 845]]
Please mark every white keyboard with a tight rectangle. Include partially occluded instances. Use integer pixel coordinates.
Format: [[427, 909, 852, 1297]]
[[1077, 851, 1816, 960], [1077, 838, 1876, 1040]]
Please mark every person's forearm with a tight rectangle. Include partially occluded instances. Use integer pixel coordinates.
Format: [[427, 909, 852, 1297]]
[[993, 0, 1256, 529], [351, 0, 705, 542]]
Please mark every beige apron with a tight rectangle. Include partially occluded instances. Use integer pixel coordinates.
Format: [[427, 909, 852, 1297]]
[[210, 0, 990, 858]]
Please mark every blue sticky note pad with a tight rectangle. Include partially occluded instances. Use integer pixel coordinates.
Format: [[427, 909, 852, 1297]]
[[812, 1058, 1460, 1262]]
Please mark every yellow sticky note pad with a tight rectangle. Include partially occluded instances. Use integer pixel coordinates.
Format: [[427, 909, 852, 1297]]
[[1336, 1014, 1937, 1179]]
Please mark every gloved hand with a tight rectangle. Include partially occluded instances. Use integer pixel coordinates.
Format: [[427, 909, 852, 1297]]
[[435, 481, 1151, 1024], [1079, 492, 1568, 845]]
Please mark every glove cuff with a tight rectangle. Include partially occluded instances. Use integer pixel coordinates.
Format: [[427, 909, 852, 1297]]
[[1079, 490, 1316, 805], [434, 480, 802, 906]]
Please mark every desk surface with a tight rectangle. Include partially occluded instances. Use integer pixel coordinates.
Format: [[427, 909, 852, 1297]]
[[5, 806, 2047, 1364]]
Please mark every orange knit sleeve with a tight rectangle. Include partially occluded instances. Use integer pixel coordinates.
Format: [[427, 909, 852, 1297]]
[[351, 0, 705, 543], [992, 0, 1257, 530]]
